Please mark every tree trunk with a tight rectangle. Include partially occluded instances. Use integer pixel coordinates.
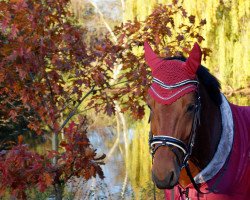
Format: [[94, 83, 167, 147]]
[[52, 133, 64, 199], [52, 132, 59, 165]]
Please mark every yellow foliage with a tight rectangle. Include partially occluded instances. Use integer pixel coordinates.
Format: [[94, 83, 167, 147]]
[[125, 0, 250, 105]]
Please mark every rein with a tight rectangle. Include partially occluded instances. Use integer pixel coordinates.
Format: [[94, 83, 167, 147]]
[[148, 80, 208, 195]]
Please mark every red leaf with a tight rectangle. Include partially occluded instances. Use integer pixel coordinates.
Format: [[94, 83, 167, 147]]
[[9, 110, 17, 119], [1, 18, 9, 32], [200, 19, 207, 26], [176, 34, 184, 42], [68, 121, 76, 133], [10, 24, 19, 39], [105, 103, 115, 116], [188, 15, 196, 23], [197, 35, 205, 43]]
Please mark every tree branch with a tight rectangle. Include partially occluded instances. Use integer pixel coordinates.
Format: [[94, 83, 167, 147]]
[[87, 0, 118, 44], [57, 86, 95, 133]]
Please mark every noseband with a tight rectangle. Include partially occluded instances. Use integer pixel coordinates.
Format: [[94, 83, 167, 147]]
[[148, 81, 201, 168]]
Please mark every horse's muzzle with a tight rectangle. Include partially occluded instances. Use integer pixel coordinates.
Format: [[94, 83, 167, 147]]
[[152, 170, 179, 189]]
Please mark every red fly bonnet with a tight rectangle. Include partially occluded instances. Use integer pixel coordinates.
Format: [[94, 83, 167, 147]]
[[144, 41, 201, 104]]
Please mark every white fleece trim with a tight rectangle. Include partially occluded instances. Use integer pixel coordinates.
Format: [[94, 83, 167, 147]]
[[194, 94, 234, 184]]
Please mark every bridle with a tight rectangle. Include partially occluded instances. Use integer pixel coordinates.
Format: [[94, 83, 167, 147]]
[[149, 94, 201, 168], [148, 79, 205, 194]]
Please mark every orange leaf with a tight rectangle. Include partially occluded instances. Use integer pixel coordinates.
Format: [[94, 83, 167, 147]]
[[18, 135, 23, 144], [44, 173, 53, 186]]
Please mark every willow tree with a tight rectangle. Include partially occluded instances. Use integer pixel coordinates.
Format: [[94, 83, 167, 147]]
[[124, 0, 250, 104]]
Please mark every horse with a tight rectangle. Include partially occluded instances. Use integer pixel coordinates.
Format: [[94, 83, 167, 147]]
[[144, 41, 250, 200]]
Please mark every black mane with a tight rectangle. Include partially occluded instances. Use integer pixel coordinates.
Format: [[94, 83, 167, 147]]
[[164, 57, 222, 106]]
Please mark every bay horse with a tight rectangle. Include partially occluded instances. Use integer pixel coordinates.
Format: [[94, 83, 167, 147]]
[[144, 41, 250, 200]]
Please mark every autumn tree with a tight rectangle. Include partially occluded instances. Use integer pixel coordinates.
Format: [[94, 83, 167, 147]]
[[0, 0, 110, 199]]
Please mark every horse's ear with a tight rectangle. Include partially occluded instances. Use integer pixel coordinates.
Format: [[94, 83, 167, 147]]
[[185, 42, 202, 74], [144, 41, 163, 71]]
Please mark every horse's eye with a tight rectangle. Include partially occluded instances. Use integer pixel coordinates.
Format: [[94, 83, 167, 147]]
[[187, 104, 195, 112]]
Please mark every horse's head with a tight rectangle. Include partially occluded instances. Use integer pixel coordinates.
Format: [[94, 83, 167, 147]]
[[144, 41, 202, 189], [147, 92, 200, 188]]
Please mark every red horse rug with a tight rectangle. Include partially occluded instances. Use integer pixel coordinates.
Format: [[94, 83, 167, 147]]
[[165, 95, 250, 200]]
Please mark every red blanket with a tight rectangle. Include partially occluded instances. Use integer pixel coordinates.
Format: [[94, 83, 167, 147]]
[[165, 103, 250, 200]]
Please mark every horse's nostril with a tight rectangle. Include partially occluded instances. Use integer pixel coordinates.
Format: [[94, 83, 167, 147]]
[[169, 171, 178, 186], [169, 171, 174, 183]]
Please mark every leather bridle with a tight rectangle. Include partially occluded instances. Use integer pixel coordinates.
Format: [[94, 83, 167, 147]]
[[148, 80, 206, 194], [148, 94, 201, 168]]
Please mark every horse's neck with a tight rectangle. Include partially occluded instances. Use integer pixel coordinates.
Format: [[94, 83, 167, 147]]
[[192, 85, 222, 170], [179, 160, 201, 187], [179, 86, 222, 187]]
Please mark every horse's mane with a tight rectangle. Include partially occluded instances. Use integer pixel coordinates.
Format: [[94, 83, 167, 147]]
[[164, 57, 222, 106]]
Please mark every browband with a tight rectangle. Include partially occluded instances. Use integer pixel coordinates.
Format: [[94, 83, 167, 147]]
[[153, 77, 199, 89]]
